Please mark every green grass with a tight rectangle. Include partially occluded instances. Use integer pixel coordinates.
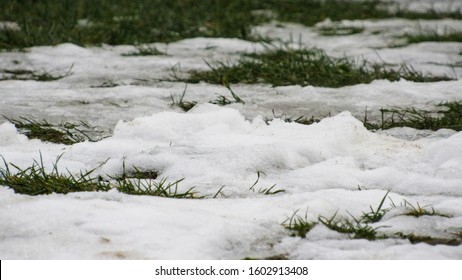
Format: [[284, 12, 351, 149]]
[[116, 177, 200, 198], [283, 210, 317, 238], [391, 199, 453, 218], [249, 171, 285, 195], [0, 154, 111, 195], [360, 190, 390, 223], [396, 28, 462, 46], [266, 110, 323, 126], [2, 0, 461, 49], [170, 85, 198, 112], [112, 161, 200, 198], [316, 25, 365, 36], [0, 155, 201, 198], [210, 85, 245, 105], [184, 48, 451, 87], [283, 191, 454, 242], [0, 67, 72, 81], [121, 44, 165, 56], [319, 211, 382, 240], [3, 116, 103, 145], [395, 233, 462, 246], [364, 102, 462, 131]]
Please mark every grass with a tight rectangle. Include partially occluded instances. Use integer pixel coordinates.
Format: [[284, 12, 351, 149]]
[[266, 110, 323, 126], [0, 155, 201, 198], [0, 154, 111, 195], [112, 161, 199, 198], [318, 211, 382, 240], [121, 44, 165, 56], [394, 233, 462, 246], [116, 177, 200, 198], [0, 66, 73, 81], [391, 199, 452, 218], [183, 48, 451, 87], [91, 80, 120, 88], [210, 85, 245, 105], [2, 1, 461, 49], [3, 116, 103, 145], [283, 210, 317, 238], [360, 190, 390, 223], [364, 102, 462, 131], [395, 28, 462, 46], [170, 85, 197, 112], [283, 191, 454, 243], [249, 171, 285, 195], [316, 25, 365, 36]]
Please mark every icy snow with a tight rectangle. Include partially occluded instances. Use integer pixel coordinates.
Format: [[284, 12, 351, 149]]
[[1, 1, 462, 259]]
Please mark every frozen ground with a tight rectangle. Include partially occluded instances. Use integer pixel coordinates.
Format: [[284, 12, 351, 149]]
[[1, 1, 462, 259]]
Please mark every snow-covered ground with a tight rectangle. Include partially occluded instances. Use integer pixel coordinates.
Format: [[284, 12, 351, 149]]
[[1, 0, 462, 259]]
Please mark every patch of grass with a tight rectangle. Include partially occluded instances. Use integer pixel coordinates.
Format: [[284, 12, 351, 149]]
[[91, 80, 120, 88], [267, 110, 322, 126], [2, 1, 461, 49], [113, 161, 200, 198], [398, 28, 462, 46], [396, 200, 453, 218], [170, 85, 197, 112], [283, 191, 454, 242], [0, 154, 111, 195], [116, 162, 158, 180], [360, 190, 390, 223], [116, 177, 201, 199], [392, 4, 462, 21], [395, 233, 462, 246], [0, 0, 267, 49], [183, 48, 451, 87], [3, 116, 103, 145], [283, 210, 317, 238], [210, 85, 245, 106], [317, 25, 365, 36], [0, 66, 72, 81], [318, 211, 382, 240], [249, 171, 285, 195], [121, 44, 165, 56], [364, 102, 462, 131]]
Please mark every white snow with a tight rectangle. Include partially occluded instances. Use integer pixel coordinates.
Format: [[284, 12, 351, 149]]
[[1, 0, 462, 259]]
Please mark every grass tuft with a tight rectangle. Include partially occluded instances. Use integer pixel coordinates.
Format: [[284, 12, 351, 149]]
[[318, 211, 382, 240], [0, 153, 110, 195], [364, 102, 462, 131], [398, 200, 452, 218], [0, 66, 73, 81], [283, 210, 317, 238], [183, 48, 451, 87], [394, 28, 462, 47], [170, 85, 197, 112], [317, 25, 365, 36], [283, 191, 455, 242], [210, 85, 245, 105], [122, 44, 165, 56], [113, 160, 200, 198], [249, 171, 285, 195], [3, 116, 104, 144], [360, 190, 390, 223], [116, 177, 201, 199], [267, 110, 322, 126]]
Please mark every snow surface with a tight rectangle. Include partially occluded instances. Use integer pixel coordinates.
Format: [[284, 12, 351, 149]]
[[1, 1, 462, 259]]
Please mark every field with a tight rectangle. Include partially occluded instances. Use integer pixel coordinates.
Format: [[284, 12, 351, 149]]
[[1, 0, 462, 259]]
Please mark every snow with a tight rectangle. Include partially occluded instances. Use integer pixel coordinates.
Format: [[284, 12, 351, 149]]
[[1, 1, 462, 259]]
